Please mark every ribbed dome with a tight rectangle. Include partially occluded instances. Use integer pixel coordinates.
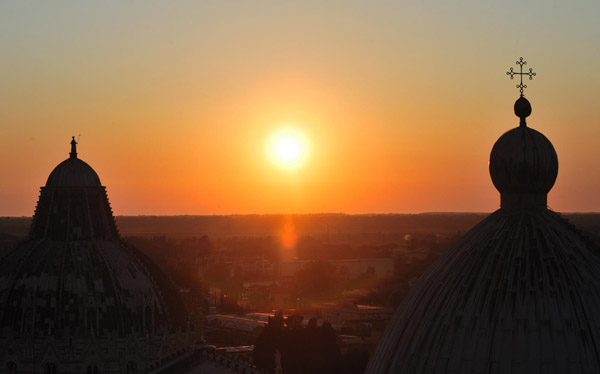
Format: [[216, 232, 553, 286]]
[[1, 137, 189, 337], [489, 98, 558, 209], [366, 90, 600, 374], [489, 126, 558, 193], [46, 157, 102, 187], [366, 209, 600, 374]]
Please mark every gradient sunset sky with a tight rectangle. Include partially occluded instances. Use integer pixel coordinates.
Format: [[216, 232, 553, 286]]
[[1, 1, 599, 216]]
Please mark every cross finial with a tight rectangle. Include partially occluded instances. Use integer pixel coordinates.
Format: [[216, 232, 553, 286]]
[[506, 57, 536, 96]]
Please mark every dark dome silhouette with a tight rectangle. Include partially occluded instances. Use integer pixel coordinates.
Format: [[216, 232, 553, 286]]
[[366, 65, 600, 373], [0, 234, 184, 337], [46, 158, 101, 187], [46, 137, 101, 187], [489, 125, 558, 208], [0, 138, 192, 373]]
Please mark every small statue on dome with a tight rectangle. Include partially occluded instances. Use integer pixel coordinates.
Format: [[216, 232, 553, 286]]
[[70, 136, 78, 158]]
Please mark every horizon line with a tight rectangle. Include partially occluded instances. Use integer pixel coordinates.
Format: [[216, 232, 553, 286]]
[[2, 211, 600, 219]]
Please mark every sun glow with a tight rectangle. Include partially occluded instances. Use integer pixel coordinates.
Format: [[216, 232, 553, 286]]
[[267, 128, 310, 170]]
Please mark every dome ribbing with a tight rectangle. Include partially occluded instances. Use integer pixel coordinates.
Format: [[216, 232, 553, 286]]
[[489, 123, 558, 209], [46, 158, 101, 187], [366, 209, 600, 374]]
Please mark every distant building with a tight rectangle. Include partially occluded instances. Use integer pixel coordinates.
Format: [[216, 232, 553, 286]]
[[214, 345, 255, 364], [205, 314, 267, 347], [315, 303, 392, 326]]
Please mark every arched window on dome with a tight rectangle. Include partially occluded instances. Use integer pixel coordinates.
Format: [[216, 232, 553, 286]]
[[6, 361, 17, 374], [126, 361, 137, 374], [44, 362, 57, 374]]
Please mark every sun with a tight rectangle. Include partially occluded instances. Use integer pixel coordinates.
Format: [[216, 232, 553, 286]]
[[276, 138, 300, 161], [266, 128, 310, 170]]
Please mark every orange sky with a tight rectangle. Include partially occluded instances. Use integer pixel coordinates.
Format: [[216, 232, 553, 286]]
[[1, 1, 600, 216]]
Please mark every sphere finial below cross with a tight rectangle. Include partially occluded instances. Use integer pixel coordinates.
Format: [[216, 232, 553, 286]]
[[514, 96, 532, 126]]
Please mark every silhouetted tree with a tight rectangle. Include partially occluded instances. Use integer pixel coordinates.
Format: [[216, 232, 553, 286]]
[[335, 349, 369, 374], [254, 312, 285, 372], [253, 313, 341, 374]]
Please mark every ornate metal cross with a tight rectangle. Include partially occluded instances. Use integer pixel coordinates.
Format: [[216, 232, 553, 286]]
[[506, 57, 536, 96]]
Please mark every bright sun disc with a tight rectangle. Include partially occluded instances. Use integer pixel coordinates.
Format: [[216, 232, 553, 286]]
[[266, 128, 310, 170], [277, 138, 300, 160]]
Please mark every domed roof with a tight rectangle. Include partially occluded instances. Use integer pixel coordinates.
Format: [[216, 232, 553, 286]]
[[0, 239, 187, 338], [46, 158, 102, 187], [46, 137, 101, 187], [489, 97, 558, 209], [489, 126, 558, 194], [366, 209, 600, 374], [366, 82, 600, 373], [0, 137, 188, 341]]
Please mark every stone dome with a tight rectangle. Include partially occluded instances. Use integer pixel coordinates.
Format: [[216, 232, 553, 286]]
[[46, 157, 101, 187], [366, 93, 600, 374], [365, 208, 600, 374], [0, 239, 185, 338], [489, 98, 558, 209], [489, 126, 558, 201], [0, 138, 192, 373], [45, 137, 102, 187]]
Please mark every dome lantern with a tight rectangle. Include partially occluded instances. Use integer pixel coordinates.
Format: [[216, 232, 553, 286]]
[[489, 97, 558, 209]]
